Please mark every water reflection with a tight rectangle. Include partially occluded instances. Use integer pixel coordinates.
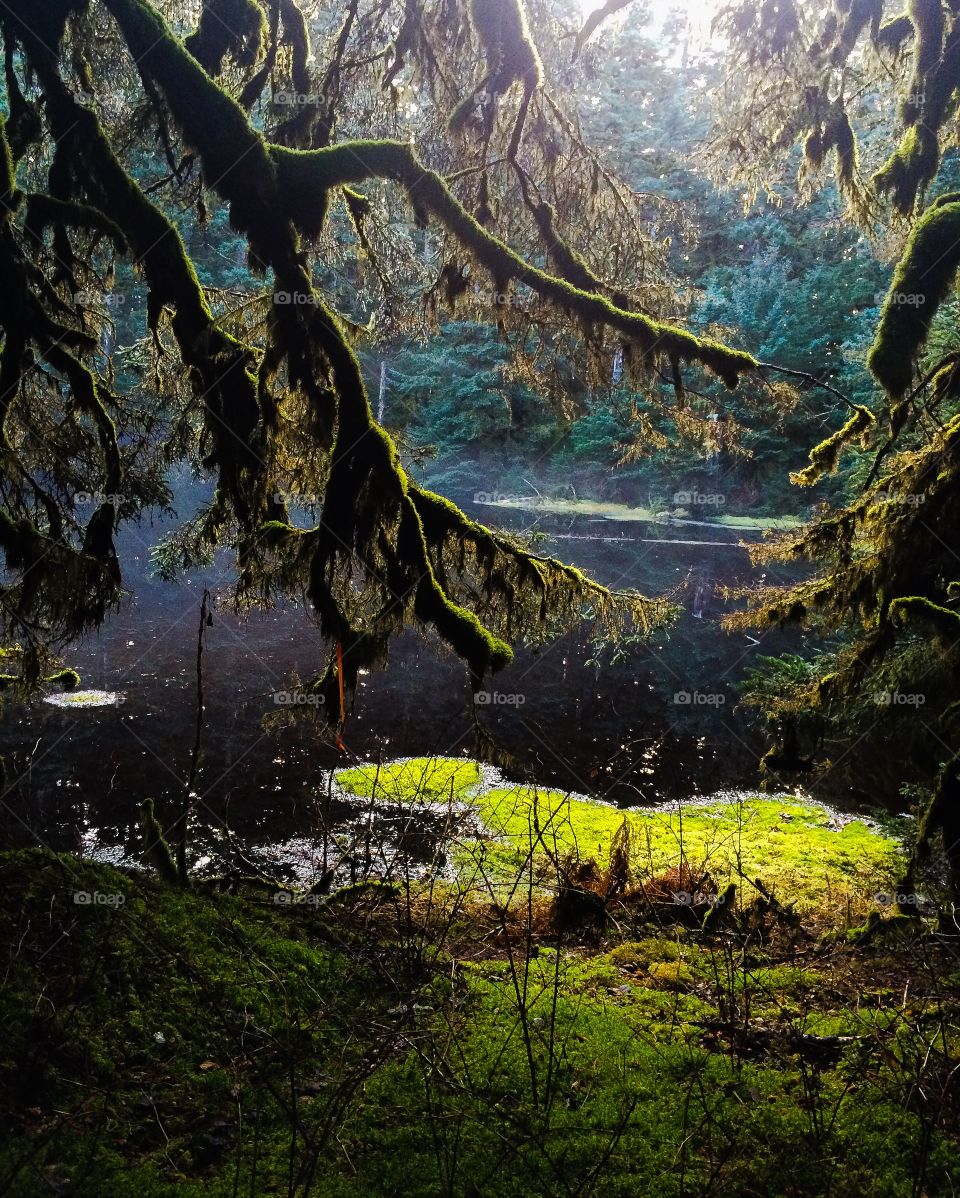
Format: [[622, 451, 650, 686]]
[[0, 480, 820, 865]]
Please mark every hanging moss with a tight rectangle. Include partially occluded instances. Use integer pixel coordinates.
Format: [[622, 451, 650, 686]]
[[23, 194, 126, 250], [804, 127, 824, 170], [868, 200, 960, 397], [269, 139, 757, 387], [30, 50, 266, 521], [449, 0, 542, 139], [906, 0, 945, 116], [138, 799, 180, 884], [184, 0, 267, 75], [24, 0, 709, 717], [0, 114, 18, 220], [874, 122, 939, 214], [103, 0, 282, 259], [4, 41, 42, 161], [10, 0, 90, 49], [790, 406, 874, 486], [46, 347, 122, 494], [269, 0, 317, 146], [827, 106, 857, 191], [271, 145, 335, 241], [833, 0, 882, 59], [803, 102, 859, 196], [0, 509, 41, 573], [915, 751, 960, 890], [876, 13, 915, 53], [924, 15, 960, 129]]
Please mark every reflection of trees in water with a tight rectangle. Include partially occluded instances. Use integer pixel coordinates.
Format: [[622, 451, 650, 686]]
[[0, 509, 814, 858]]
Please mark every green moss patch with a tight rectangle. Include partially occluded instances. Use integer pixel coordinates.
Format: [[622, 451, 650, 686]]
[[332, 758, 903, 918], [1, 843, 958, 1196], [335, 756, 482, 804], [471, 782, 900, 912], [41, 688, 123, 708]]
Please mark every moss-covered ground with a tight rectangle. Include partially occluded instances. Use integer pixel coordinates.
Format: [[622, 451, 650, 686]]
[[336, 756, 482, 805], [334, 759, 902, 917], [2, 759, 958, 1196]]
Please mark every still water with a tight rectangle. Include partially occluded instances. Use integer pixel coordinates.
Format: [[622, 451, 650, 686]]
[[0, 476, 841, 875]]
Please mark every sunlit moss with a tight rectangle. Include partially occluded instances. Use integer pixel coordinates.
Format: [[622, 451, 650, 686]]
[[338, 759, 903, 912], [335, 757, 481, 803], [790, 405, 874, 485], [869, 199, 960, 395]]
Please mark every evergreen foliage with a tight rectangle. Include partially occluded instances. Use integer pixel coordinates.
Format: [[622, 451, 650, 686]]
[[715, 0, 960, 886]]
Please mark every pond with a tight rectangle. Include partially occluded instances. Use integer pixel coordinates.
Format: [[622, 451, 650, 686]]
[[0, 474, 864, 874]]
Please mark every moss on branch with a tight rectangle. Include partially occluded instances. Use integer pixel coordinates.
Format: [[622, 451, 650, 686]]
[[889, 595, 960, 637], [450, 0, 542, 137], [184, 0, 267, 76], [790, 406, 875, 486], [269, 140, 758, 387], [868, 200, 960, 397], [876, 14, 914, 53], [14, 0, 690, 707], [22, 194, 127, 250], [874, 122, 939, 213]]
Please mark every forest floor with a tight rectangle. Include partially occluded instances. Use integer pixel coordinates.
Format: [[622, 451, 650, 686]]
[[1, 760, 958, 1197]]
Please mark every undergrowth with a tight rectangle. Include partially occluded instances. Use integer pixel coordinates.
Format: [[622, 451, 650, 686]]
[[1, 758, 958, 1196]]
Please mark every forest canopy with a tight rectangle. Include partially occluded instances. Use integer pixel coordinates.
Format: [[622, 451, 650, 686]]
[[0, 0, 758, 717], [2, 0, 960, 879]]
